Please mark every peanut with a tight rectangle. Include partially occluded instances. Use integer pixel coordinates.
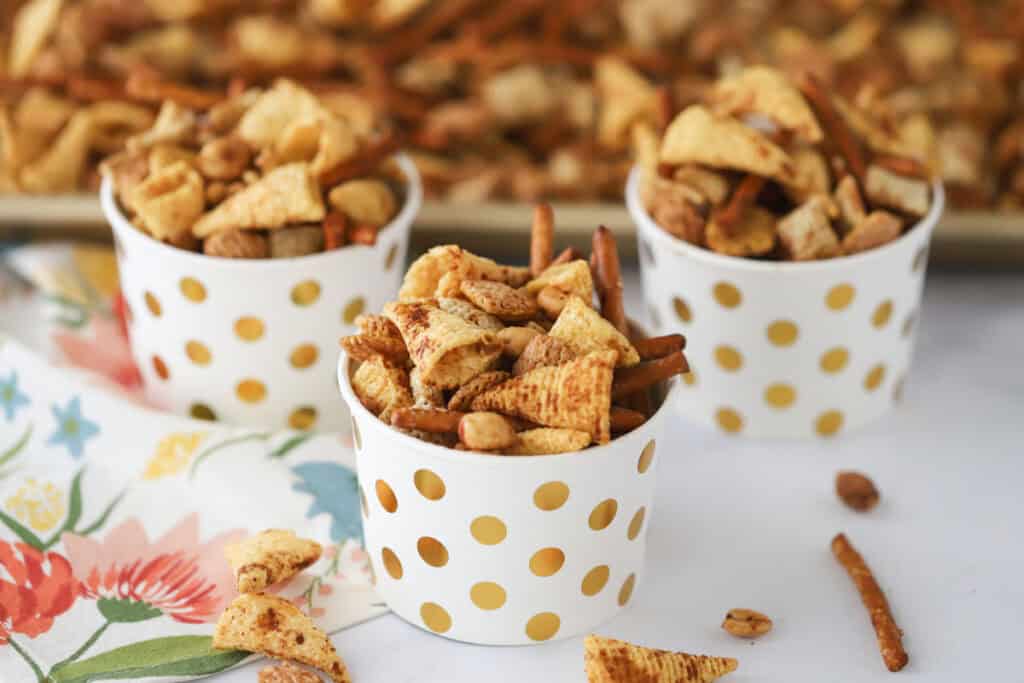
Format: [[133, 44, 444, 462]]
[[328, 179, 397, 226], [203, 229, 268, 259], [537, 285, 570, 318], [721, 609, 773, 639], [498, 326, 541, 357], [458, 412, 517, 451], [196, 136, 252, 180], [836, 471, 880, 511]]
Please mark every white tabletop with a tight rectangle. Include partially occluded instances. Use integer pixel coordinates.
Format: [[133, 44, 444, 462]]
[[220, 270, 1024, 683]]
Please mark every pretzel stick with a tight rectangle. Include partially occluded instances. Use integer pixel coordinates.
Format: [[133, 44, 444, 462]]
[[66, 76, 128, 102], [633, 334, 686, 360], [654, 86, 676, 132], [713, 174, 765, 235], [612, 351, 688, 400], [375, 0, 486, 65], [873, 156, 930, 179], [391, 408, 465, 433], [592, 226, 628, 334], [798, 74, 868, 189], [318, 132, 400, 186], [551, 246, 579, 266], [610, 406, 647, 432], [125, 71, 222, 109], [323, 212, 348, 250], [348, 223, 379, 246], [831, 533, 909, 672], [530, 204, 555, 276], [470, 0, 545, 39]]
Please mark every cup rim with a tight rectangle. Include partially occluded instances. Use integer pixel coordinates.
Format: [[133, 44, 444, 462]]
[[626, 165, 945, 274], [337, 351, 677, 465], [101, 153, 422, 270]]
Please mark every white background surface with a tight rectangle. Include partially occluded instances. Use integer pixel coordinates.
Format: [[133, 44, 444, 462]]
[[218, 269, 1023, 683]]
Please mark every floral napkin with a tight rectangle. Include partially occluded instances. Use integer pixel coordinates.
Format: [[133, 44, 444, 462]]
[[0, 244, 384, 683]]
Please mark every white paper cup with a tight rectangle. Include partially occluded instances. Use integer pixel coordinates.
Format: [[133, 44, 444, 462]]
[[627, 167, 943, 439], [338, 353, 677, 645], [102, 155, 421, 432]]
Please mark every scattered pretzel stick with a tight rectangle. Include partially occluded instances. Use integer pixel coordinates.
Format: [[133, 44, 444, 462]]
[[654, 86, 676, 132], [610, 406, 647, 433], [713, 174, 765, 235], [391, 407, 465, 433], [530, 204, 555, 276], [831, 533, 908, 673], [348, 223, 379, 246], [873, 156, 930, 179], [125, 71, 222, 110], [798, 74, 868, 189], [592, 226, 628, 334], [551, 246, 579, 266], [633, 334, 687, 360], [375, 0, 486, 65], [469, 0, 545, 39], [323, 212, 347, 250], [66, 76, 128, 103], [318, 132, 400, 186], [612, 351, 688, 400]]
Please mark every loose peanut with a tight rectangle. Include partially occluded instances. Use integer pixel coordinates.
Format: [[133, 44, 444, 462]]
[[498, 326, 541, 357], [203, 229, 268, 259], [458, 412, 517, 451], [537, 285, 570, 318], [196, 136, 252, 180], [721, 609, 773, 639], [328, 179, 397, 226], [836, 471, 880, 511]]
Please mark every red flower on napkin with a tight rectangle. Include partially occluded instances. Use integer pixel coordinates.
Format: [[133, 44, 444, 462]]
[[0, 541, 80, 644], [62, 513, 244, 624]]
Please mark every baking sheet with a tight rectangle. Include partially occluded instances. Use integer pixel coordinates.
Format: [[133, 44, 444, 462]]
[[1, 195, 1022, 266]]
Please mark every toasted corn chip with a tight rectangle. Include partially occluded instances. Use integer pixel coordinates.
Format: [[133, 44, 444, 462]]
[[9, 0, 63, 78], [193, 163, 324, 237], [128, 160, 205, 240], [225, 530, 322, 593], [584, 635, 738, 683], [19, 110, 93, 193], [400, 245, 530, 301], [864, 164, 930, 217], [448, 371, 511, 412], [351, 356, 412, 417], [705, 207, 777, 258], [497, 326, 541, 357], [356, 314, 402, 340], [710, 66, 823, 142], [213, 594, 351, 683], [385, 301, 502, 389], [410, 367, 446, 407], [523, 260, 594, 301], [237, 80, 326, 150], [549, 296, 640, 367], [660, 105, 796, 184], [778, 196, 840, 261], [474, 349, 616, 444], [328, 179, 397, 226], [595, 56, 657, 150]]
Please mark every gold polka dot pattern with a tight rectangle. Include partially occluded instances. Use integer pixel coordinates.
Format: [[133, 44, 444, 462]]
[[470, 582, 506, 610], [766, 320, 799, 347], [420, 603, 452, 633], [618, 574, 636, 606], [713, 282, 742, 308], [529, 548, 565, 577], [714, 345, 743, 372], [235, 379, 266, 403], [470, 516, 506, 545], [417, 536, 449, 567], [234, 317, 265, 341], [672, 296, 692, 323], [414, 469, 446, 501], [637, 440, 655, 473], [291, 280, 321, 306], [533, 482, 570, 511], [716, 407, 743, 434], [588, 499, 618, 531], [179, 277, 206, 303], [581, 565, 610, 596], [525, 612, 560, 641]]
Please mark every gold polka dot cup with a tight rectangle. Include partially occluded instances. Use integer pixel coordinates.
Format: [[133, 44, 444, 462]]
[[101, 155, 421, 432], [338, 353, 676, 645], [627, 168, 943, 438]]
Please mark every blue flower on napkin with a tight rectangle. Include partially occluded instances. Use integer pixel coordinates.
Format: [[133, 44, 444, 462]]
[[46, 396, 99, 458], [1, 371, 30, 422], [291, 461, 363, 543]]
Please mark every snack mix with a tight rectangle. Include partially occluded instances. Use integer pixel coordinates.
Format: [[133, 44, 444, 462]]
[[99, 78, 403, 258], [2, 0, 1022, 211], [341, 206, 689, 454], [638, 66, 936, 260]]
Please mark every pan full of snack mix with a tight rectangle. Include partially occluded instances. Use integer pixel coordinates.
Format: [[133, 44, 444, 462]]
[[100, 79, 421, 431], [337, 210, 686, 644], [627, 66, 944, 439]]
